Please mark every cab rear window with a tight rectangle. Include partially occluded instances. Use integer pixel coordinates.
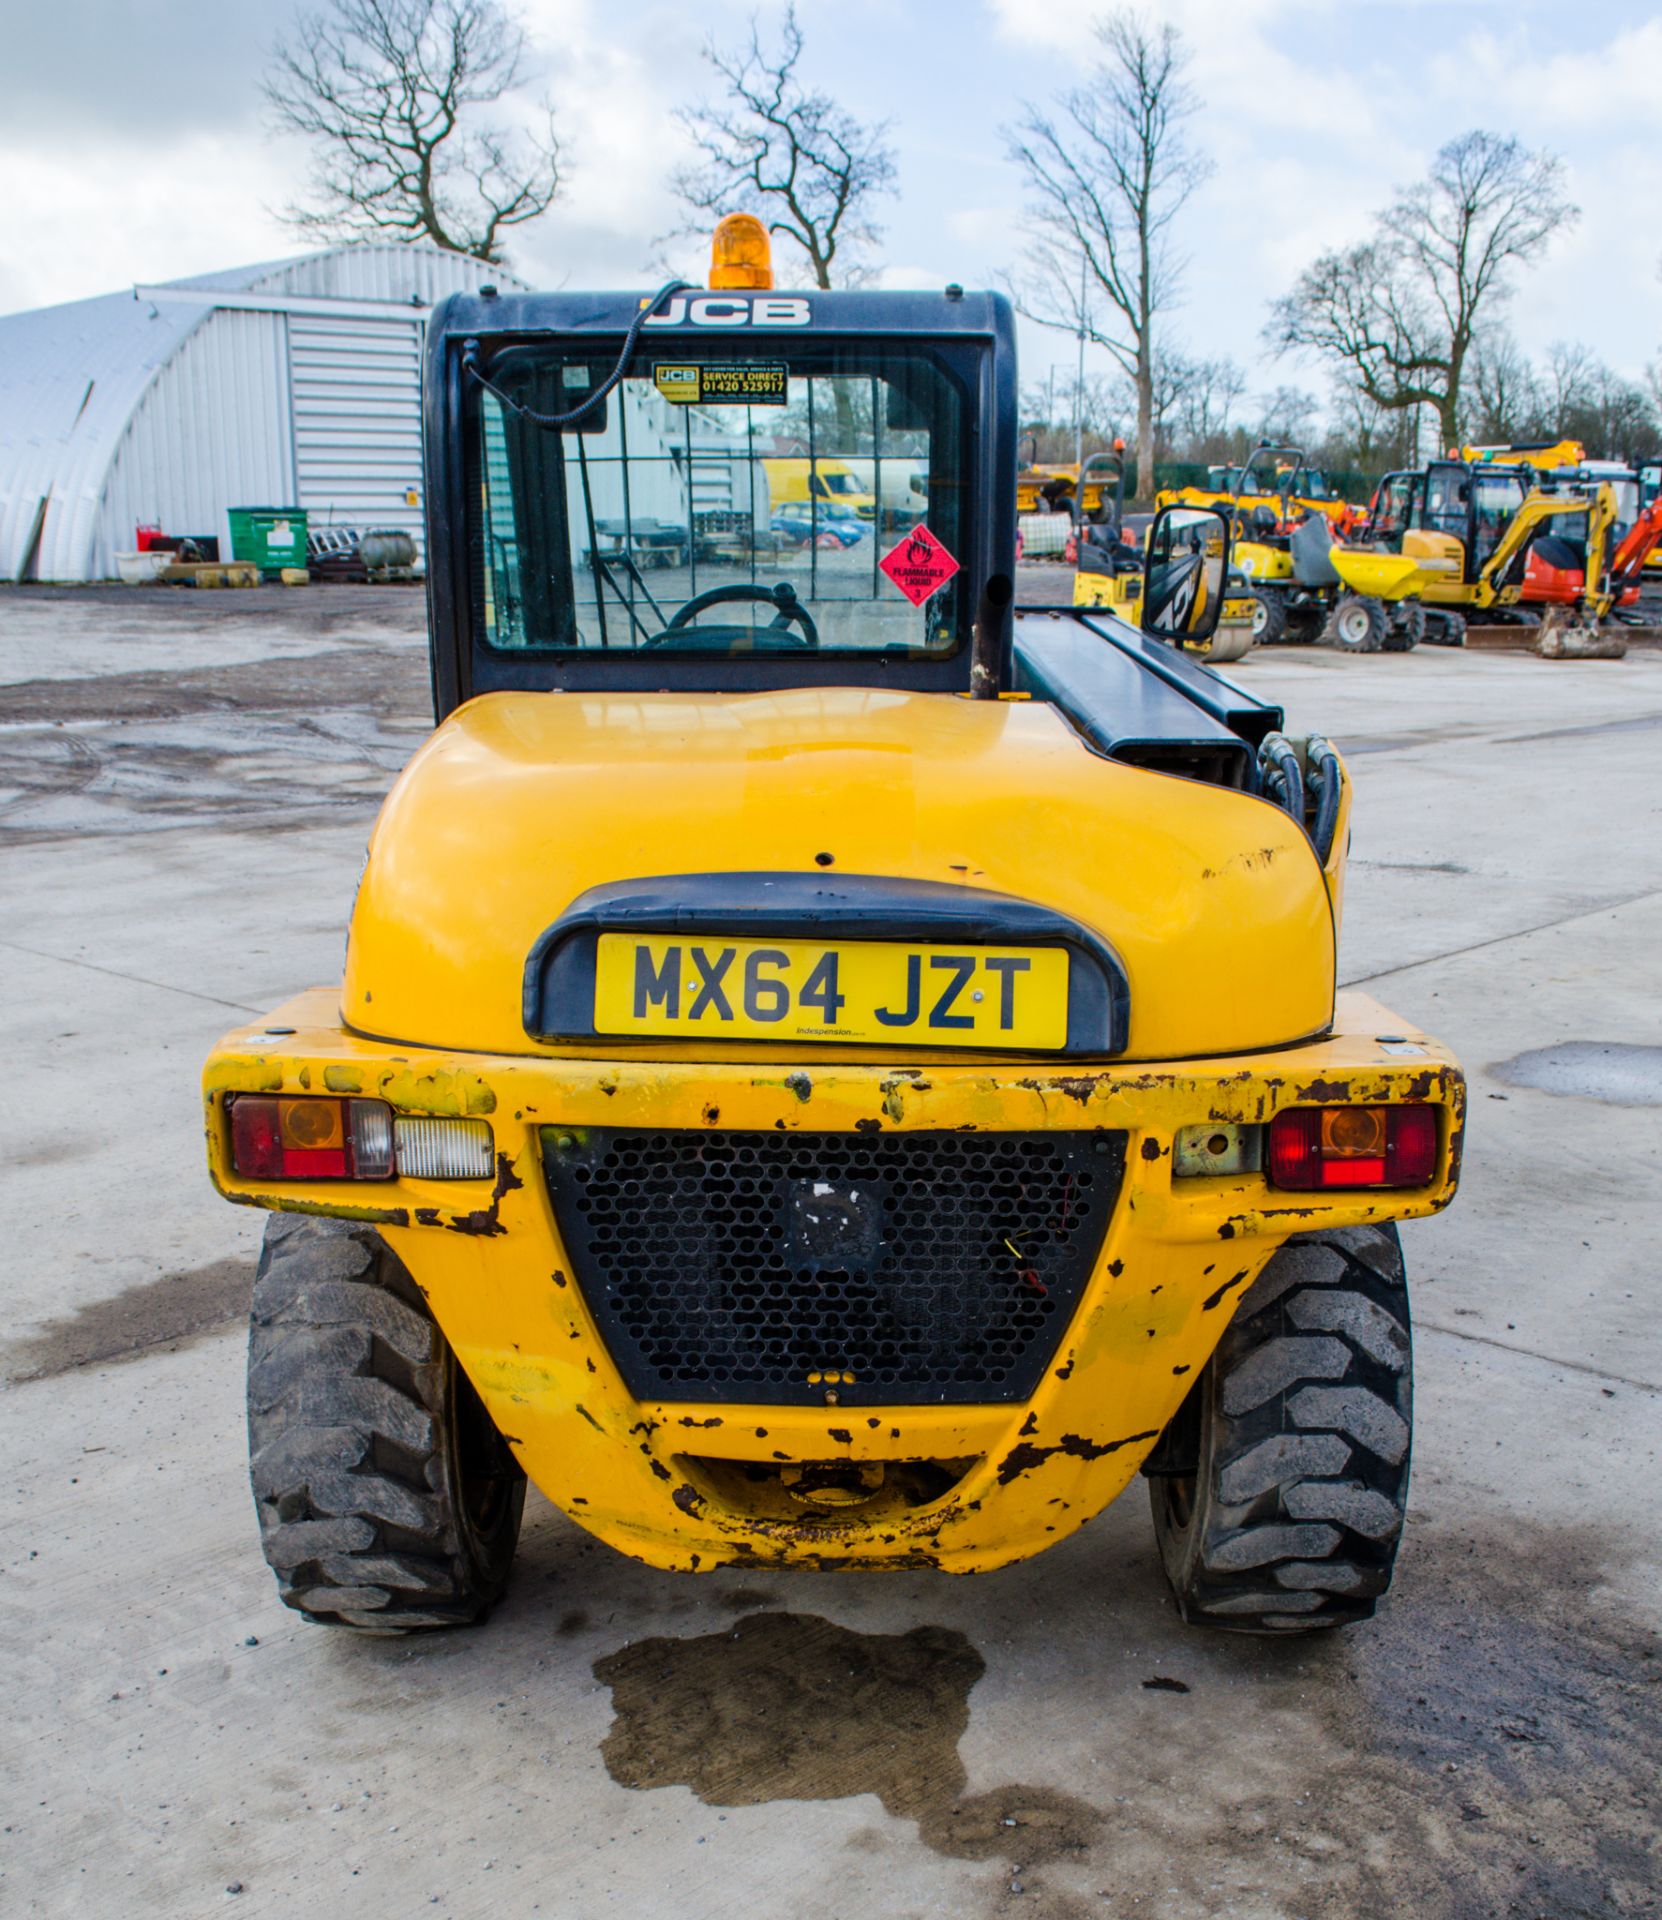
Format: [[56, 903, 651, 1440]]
[[474, 343, 971, 658]]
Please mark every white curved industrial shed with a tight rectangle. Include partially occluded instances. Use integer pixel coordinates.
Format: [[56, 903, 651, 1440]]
[[0, 245, 517, 582]]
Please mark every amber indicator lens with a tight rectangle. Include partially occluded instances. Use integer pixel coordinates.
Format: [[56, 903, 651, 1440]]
[[1320, 1107, 1385, 1157], [278, 1099, 343, 1150], [1268, 1105, 1437, 1191]]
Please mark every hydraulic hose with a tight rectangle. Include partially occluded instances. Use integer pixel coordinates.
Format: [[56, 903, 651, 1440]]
[[1305, 733, 1342, 865], [1257, 731, 1305, 828], [461, 280, 693, 431]]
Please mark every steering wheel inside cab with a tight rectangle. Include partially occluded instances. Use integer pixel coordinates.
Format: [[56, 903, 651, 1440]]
[[646, 582, 821, 650]]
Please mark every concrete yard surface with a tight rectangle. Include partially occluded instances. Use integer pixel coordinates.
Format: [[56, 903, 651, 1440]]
[[2, 584, 1659, 1920]]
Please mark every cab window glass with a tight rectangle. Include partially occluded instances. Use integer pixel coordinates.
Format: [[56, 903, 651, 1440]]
[[475, 345, 963, 657]]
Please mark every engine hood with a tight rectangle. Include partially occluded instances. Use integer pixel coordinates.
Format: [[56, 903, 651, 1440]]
[[342, 687, 1335, 1061]]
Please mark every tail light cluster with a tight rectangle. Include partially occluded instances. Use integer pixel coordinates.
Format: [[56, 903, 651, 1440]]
[[228, 1096, 493, 1182], [1268, 1104, 1437, 1191]]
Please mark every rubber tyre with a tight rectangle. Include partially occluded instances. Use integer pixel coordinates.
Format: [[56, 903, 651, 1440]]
[[1150, 1224, 1412, 1634], [1384, 601, 1424, 652], [1283, 603, 1323, 644], [1249, 589, 1288, 645], [1425, 609, 1466, 647], [1323, 593, 1388, 653], [247, 1215, 526, 1631]]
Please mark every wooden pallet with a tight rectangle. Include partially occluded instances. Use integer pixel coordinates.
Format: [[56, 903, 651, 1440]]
[[158, 561, 261, 589]]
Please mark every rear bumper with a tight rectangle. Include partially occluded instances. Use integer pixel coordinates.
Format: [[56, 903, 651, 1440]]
[[203, 990, 1463, 1573]]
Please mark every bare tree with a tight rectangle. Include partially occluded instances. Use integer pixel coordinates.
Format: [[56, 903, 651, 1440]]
[[1170, 353, 1247, 449], [1541, 339, 1600, 430], [1268, 131, 1577, 446], [668, 4, 896, 289], [267, 0, 560, 262], [1467, 331, 1543, 445], [1543, 343, 1657, 456], [1005, 11, 1212, 499], [1323, 380, 1419, 475], [1253, 385, 1320, 448]]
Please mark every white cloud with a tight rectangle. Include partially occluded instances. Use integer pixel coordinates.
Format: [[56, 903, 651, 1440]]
[[0, 0, 1654, 405], [0, 132, 300, 313]]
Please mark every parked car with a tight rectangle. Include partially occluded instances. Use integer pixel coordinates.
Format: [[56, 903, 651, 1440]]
[[770, 502, 869, 549]]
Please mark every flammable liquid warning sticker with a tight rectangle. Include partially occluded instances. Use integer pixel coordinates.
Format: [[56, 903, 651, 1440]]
[[652, 363, 788, 406], [879, 525, 960, 606]]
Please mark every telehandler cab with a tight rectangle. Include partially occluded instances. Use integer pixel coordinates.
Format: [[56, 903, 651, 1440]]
[[203, 217, 1464, 1638]]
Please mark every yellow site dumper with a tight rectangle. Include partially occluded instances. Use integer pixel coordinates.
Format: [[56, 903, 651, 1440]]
[[202, 218, 1463, 1638]]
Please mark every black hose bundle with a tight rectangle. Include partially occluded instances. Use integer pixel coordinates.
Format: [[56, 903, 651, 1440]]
[[1258, 731, 1305, 822], [1304, 733, 1342, 865], [1257, 730, 1343, 866]]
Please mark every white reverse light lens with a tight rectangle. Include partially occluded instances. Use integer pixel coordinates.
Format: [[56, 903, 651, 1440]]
[[393, 1116, 495, 1180], [347, 1099, 396, 1179]]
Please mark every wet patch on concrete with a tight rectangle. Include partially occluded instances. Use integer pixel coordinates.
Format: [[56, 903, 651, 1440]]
[[1330, 1517, 1662, 1920], [712, 1586, 773, 1613], [1, 1258, 251, 1383], [586, 1514, 1659, 1920], [1491, 1040, 1662, 1106], [594, 1611, 1099, 1902]]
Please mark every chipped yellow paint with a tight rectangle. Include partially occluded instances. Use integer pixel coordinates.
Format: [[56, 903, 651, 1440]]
[[202, 988, 1463, 1574]]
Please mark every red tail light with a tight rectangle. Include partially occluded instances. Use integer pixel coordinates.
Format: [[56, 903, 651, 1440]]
[[1268, 1104, 1437, 1191], [229, 1096, 394, 1181]]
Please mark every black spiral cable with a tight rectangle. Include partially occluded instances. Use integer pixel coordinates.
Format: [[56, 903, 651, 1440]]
[[460, 280, 693, 431]]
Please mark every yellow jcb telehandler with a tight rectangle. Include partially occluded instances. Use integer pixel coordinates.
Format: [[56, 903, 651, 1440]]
[[201, 215, 1463, 1641]]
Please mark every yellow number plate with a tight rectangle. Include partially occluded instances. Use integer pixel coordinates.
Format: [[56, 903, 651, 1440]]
[[593, 934, 1069, 1049]]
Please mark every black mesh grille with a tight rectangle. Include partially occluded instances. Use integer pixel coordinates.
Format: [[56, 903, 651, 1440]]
[[542, 1127, 1124, 1405]]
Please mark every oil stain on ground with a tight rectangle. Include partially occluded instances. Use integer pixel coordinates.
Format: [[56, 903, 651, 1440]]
[[595, 1611, 1099, 1897], [1333, 1514, 1662, 1920], [1, 1257, 251, 1383]]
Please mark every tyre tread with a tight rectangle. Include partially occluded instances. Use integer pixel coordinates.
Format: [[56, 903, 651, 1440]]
[[246, 1216, 523, 1632], [1151, 1224, 1412, 1634]]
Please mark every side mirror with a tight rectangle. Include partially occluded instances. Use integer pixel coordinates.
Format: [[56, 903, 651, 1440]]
[[1140, 505, 1231, 644]]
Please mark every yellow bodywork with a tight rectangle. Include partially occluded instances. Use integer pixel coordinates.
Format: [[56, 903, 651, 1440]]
[[1227, 538, 1294, 586], [1155, 484, 1352, 528], [1070, 568, 1257, 650], [203, 686, 1462, 1575], [1410, 487, 1620, 616], [1017, 462, 1113, 516], [1328, 549, 1437, 601], [1460, 439, 1585, 471]]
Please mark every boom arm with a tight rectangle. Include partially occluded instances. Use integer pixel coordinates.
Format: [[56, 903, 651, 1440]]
[[1611, 497, 1662, 590], [1480, 486, 1618, 616]]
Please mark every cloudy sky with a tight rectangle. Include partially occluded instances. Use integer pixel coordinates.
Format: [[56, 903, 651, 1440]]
[[2, 0, 1657, 416]]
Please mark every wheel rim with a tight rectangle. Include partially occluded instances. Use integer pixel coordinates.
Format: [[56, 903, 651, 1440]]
[[1338, 603, 1370, 646], [1251, 599, 1269, 636], [448, 1356, 519, 1551]]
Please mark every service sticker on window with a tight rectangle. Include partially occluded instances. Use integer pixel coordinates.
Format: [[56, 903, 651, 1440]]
[[652, 363, 788, 406], [879, 525, 960, 606]]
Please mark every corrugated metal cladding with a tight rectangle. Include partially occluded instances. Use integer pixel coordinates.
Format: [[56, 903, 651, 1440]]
[[289, 314, 424, 550], [0, 245, 521, 581]]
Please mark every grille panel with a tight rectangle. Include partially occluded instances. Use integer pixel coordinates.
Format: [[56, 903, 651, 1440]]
[[542, 1127, 1124, 1405]]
